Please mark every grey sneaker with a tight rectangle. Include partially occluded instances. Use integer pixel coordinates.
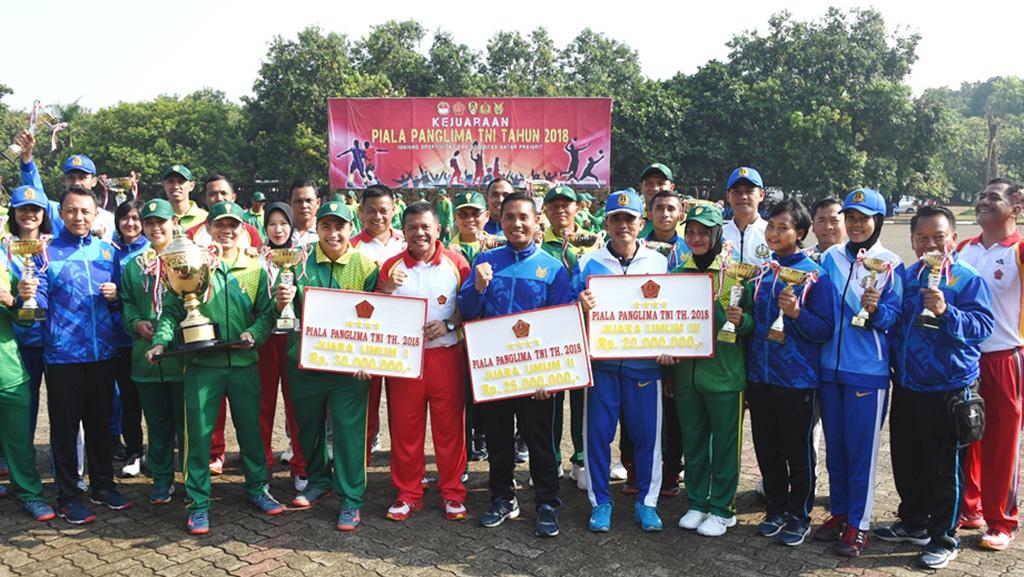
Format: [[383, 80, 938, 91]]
[[919, 543, 958, 570]]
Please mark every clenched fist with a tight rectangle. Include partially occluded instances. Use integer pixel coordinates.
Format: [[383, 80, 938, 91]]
[[474, 262, 493, 292]]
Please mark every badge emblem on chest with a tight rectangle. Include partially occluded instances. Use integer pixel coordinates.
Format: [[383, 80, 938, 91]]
[[437, 294, 448, 305], [995, 269, 1004, 280]]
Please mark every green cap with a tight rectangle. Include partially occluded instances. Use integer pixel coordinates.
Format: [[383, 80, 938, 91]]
[[317, 200, 354, 222], [454, 191, 486, 211], [416, 190, 427, 199], [346, 190, 357, 199], [252, 191, 266, 202], [206, 201, 246, 223], [140, 198, 175, 221], [438, 188, 448, 197], [684, 203, 723, 228], [639, 163, 673, 183], [544, 184, 578, 204], [162, 164, 193, 181], [579, 193, 592, 202]]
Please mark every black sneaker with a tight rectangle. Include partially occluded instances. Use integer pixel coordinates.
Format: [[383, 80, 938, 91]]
[[514, 435, 529, 464], [919, 543, 958, 570], [111, 436, 127, 461], [757, 513, 787, 537], [90, 488, 134, 511], [535, 504, 559, 537], [873, 522, 930, 546], [480, 498, 519, 527]]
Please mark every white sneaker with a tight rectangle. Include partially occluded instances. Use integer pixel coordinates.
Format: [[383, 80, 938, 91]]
[[610, 461, 628, 481], [293, 475, 308, 492], [280, 446, 294, 465], [697, 514, 737, 537], [557, 465, 564, 479], [570, 464, 588, 491], [121, 457, 142, 477], [678, 509, 707, 530]]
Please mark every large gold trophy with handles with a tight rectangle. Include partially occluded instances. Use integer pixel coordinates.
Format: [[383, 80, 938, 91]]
[[851, 257, 893, 328], [270, 248, 305, 333], [718, 261, 759, 344], [10, 237, 50, 322], [767, 267, 815, 344]]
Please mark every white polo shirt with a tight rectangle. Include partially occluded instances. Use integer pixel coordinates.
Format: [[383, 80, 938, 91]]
[[723, 215, 770, 266], [351, 228, 406, 265], [959, 232, 1024, 353], [379, 243, 469, 349]]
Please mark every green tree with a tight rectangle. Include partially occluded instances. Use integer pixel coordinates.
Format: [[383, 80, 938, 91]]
[[352, 20, 432, 96]]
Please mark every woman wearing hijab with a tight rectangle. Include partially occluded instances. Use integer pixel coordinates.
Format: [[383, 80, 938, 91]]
[[258, 202, 307, 492], [814, 188, 903, 557], [657, 203, 752, 538]]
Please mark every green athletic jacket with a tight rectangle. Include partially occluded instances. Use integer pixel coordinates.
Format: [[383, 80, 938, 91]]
[[670, 253, 753, 394], [285, 242, 380, 364], [153, 251, 274, 369], [0, 266, 28, 391], [448, 233, 483, 265], [121, 251, 183, 382]]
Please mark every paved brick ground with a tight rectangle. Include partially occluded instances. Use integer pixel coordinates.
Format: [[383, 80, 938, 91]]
[[2, 224, 1022, 577]]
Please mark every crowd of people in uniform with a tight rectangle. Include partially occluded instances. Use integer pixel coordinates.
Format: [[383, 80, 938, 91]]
[[0, 128, 1021, 572]]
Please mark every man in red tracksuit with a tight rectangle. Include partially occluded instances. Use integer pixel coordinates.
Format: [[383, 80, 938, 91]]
[[378, 202, 470, 521]]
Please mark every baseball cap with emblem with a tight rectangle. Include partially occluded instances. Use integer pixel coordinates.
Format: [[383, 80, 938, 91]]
[[162, 164, 193, 181], [726, 166, 763, 189], [252, 192, 266, 202], [317, 201, 354, 222], [206, 201, 246, 223], [605, 188, 644, 217], [140, 198, 175, 221], [62, 154, 96, 175], [454, 191, 486, 211], [544, 184, 578, 204], [639, 163, 673, 183], [842, 188, 886, 216], [10, 185, 49, 209], [684, 203, 724, 228]]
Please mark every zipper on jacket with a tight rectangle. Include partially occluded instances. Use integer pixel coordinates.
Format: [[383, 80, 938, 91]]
[[83, 235, 100, 361]]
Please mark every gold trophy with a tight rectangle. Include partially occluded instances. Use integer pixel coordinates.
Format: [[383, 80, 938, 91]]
[[565, 230, 606, 249], [718, 261, 759, 344], [270, 248, 305, 333], [852, 257, 893, 328], [106, 176, 134, 207], [2, 111, 63, 165], [645, 241, 674, 258], [915, 251, 946, 330], [10, 238, 50, 322], [767, 267, 814, 343]]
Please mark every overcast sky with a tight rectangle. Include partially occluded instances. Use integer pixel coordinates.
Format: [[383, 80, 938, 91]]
[[5, 0, 1020, 111]]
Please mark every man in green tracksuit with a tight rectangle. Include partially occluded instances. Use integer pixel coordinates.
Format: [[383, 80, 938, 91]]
[[274, 200, 379, 531], [243, 191, 267, 241], [658, 204, 751, 538], [436, 189, 454, 244], [147, 201, 282, 535], [121, 199, 185, 505]]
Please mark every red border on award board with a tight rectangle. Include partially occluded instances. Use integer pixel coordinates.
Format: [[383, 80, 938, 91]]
[[297, 286, 429, 379], [462, 303, 593, 404], [584, 272, 717, 361]]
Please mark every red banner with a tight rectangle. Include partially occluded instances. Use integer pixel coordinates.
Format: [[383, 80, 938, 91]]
[[328, 97, 612, 190]]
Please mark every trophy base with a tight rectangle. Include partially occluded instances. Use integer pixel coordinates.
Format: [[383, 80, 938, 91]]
[[273, 317, 299, 334], [153, 339, 253, 360], [767, 329, 786, 344], [182, 322, 217, 344], [716, 329, 737, 344], [2, 144, 21, 165], [914, 314, 941, 330], [851, 315, 869, 328], [16, 308, 46, 322]]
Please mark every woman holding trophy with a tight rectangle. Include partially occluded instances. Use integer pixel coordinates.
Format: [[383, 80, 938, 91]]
[[745, 199, 835, 546], [146, 201, 282, 535]]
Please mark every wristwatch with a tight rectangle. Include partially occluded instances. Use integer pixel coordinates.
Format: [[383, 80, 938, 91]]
[[445, 319, 456, 333]]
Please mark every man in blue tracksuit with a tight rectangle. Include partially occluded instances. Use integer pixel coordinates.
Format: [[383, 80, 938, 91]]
[[460, 191, 573, 538], [816, 188, 904, 556], [575, 189, 668, 533], [874, 205, 993, 570]]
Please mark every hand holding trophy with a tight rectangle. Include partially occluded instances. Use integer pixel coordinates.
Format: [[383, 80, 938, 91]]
[[9, 236, 51, 322], [269, 247, 306, 333], [767, 267, 816, 343], [851, 256, 893, 328], [914, 251, 948, 330]]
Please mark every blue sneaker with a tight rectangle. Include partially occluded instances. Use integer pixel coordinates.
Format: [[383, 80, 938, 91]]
[[778, 515, 811, 546], [90, 488, 133, 511], [480, 497, 520, 528], [757, 512, 787, 537], [291, 486, 328, 509], [58, 500, 97, 525], [535, 503, 560, 537], [337, 507, 361, 531], [589, 502, 613, 532], [0, 483, 8, 497], [249, 491, 285, 515], [24, 501, 55, 521], [634, 503, 663, 532], [148, 484, 174, 505], [187, 510, 209, 535]]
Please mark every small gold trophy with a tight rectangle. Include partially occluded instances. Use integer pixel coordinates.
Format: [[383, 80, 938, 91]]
[[767, 267, 814, 344], [10, 238, 50, 322], [565, 230, 606, 249], [851, 257, 893, 328], [159, 231, 220, 350], [718, 261, 760, 344], [270, 248, 305, 333], [106, 176, 134, 207], [2, 111, 63, 165], [645, 240, 674, 258], [915, 251, 946, 330]]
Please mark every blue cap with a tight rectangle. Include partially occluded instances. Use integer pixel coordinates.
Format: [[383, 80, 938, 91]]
[[605, 188, 644, 217], [842, 188, 886, 216], [62, 154, 96, 175], [10, 185, 49, 209], [726, 166, 763, 189]]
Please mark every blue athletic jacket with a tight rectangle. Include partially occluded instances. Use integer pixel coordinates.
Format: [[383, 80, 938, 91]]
[[111, 235, 150, 349], [459, 242, 573, 320], [746, 251, 835, 389], [40, 228, 122, 364], [892, 254, 993, 392], [819, 241, 904, 389], [19, 160, 65, 235], [573, 242, 668, 380]]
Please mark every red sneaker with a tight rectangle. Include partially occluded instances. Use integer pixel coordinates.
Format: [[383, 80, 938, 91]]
[[444, 500, 468, 521], [833, 525, 869, 557], [958, 513, 985, 530], [814, 514, 848, 542], [386, 500, 422, 521]]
